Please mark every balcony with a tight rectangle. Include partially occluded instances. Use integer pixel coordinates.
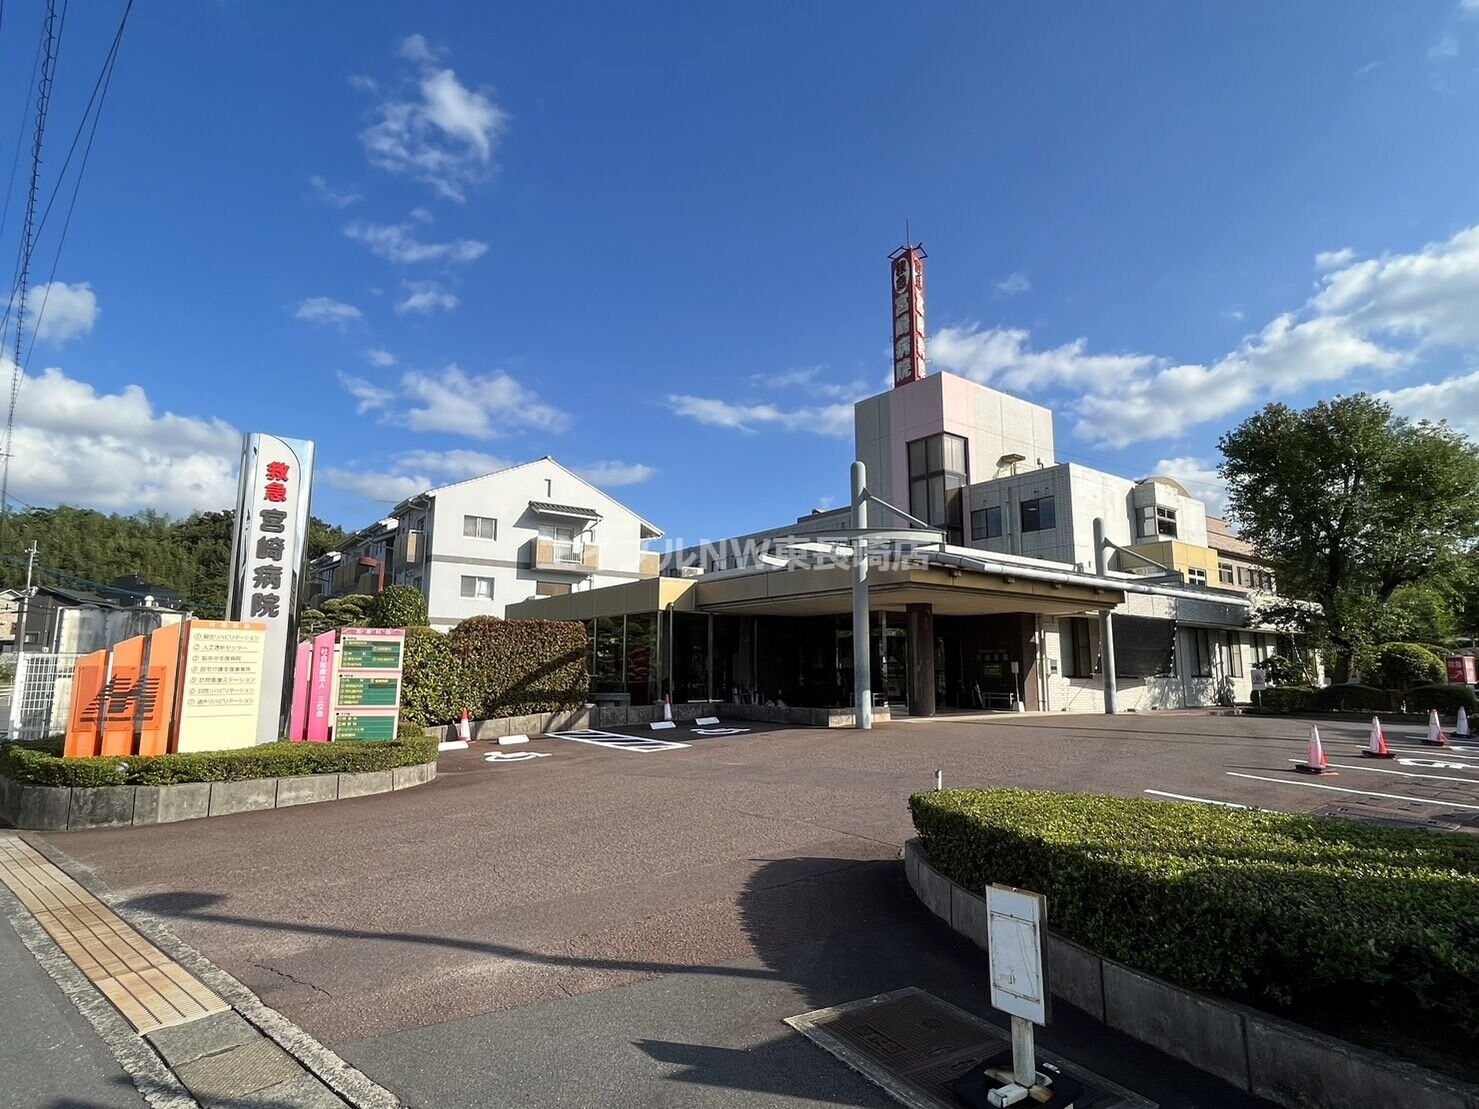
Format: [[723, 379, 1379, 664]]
[[530, 537, 599, 574]]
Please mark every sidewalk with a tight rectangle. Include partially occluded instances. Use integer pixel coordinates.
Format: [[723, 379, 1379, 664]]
[[0, 904, 146, 1109]]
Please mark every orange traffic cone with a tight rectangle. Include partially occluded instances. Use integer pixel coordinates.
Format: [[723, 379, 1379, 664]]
[[1424, 709, 1448, 747], [1295, 724, 1335, 774], [1361, 715, 1394, 759], [458, 708, 473, 744]]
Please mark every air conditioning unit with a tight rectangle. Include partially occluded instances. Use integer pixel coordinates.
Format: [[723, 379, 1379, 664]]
[[679, 565, 705, 578]]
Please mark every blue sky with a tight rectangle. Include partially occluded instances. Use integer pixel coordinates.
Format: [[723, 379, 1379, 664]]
[[4, 1, 1479, 547]]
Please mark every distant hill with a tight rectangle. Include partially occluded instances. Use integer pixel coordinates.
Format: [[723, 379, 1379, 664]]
[[0, 507, 347, 617]]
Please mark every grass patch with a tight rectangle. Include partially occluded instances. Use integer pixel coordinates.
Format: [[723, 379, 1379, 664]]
[[909, 788, 1479, 1081], [0, 736, 438, 788]]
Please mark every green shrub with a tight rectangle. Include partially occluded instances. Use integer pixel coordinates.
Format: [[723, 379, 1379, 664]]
[[1314, 683, 1393, 713], [398, 626, 473, 727], [369, 585, 428, 628], [1406, 683, 1479, 715], [1373, 642, 1446, 691], [0, 736, 438, 788], [909, 789, 1479, 1044], [1258, 685, 1316, 713], [1262, 654, 1311, 686], [446, 616, 589, 720]]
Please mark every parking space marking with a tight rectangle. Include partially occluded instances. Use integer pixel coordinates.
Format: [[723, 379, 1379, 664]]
[[1287, 759, 1479, 785], [1143, 789, 1249, 809], [545, 728, 690, 753], [1227, 771, 1479, 810]]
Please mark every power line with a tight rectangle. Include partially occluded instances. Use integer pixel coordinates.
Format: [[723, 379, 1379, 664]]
[[23, 0, 133, 370], [0, 0, 62, 556], [0, 3, 43, 257]]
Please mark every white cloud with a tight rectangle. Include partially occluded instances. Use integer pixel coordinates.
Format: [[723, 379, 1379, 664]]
[[340, 364, 569, 439], [24, 281, 99, 343], [324, 446, 510, 504], [1148, 456, 1229, 517], [1429, 33, 1459, 61], [364, 348, 397, 367], [930, 324, 1157, 393], [295, 297, 362, 329], [4, 362, 240, 515], [344, 220, 487, 265], [395, 280, 460, 314], [306, 174, 362, 208], [337, 371, 395, 414], [1314, 247, 1355, 271], [1222, 309, 1245, 321], [1463, 0, 1479, 15], [994, 272, 1031, 296], [573, 460, 656, 487], [1378, 369, 1479, 439], [358, 39, 509, 202], [666, 394, 853, 437], [409, 206, 434, 224]]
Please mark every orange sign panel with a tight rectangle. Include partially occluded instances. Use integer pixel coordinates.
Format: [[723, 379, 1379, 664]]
[[101, 636, 146, 758], [139, 622, 183, 757], [64, 650, 109, 758]]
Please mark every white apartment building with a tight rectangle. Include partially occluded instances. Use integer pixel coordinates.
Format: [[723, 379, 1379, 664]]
[[311, 457, 662, 628]]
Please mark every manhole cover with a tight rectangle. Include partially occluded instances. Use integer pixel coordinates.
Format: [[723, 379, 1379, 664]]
[[786, 988, 1154, 1109]]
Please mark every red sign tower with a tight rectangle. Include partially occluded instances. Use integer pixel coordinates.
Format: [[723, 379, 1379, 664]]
[[890, 242, 927, 387]]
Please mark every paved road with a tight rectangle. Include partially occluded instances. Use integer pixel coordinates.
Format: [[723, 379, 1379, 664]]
[[0, 903, 146, 1109], [39, 712, 1476, 1108]]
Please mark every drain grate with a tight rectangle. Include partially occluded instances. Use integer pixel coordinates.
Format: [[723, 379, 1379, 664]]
[[786, 988, 1154, 1109]]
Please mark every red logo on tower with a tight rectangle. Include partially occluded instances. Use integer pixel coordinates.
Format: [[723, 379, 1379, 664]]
[[890, 244, 927, 387]]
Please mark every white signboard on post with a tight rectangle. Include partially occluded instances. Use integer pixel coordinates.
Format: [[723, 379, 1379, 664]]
[[1251, 668, 1268, 692], [987, 884, 1049, 1026], [225, 433, 315, 746]]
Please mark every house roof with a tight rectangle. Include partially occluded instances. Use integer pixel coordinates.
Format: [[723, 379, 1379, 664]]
[[1205, 516, 1260, 560]]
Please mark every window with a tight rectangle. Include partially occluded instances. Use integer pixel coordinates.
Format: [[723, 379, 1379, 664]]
[[970, 505, 1003, 540], [1218, 562, 1234, 585], [460, 575, 495, 600], [1189, 628, 1214, 677], [538, 523, 578, 561], [1061, 618, 1094, 678], [907, 433, 968, 544], [1226, 632, 1244, 678], [1187, 567, 1207, 585], [1139, 504, 1177, 538], [535, 580, 571, 597], [1020, 495, 1055, 533], [463, 514, 497, 540]]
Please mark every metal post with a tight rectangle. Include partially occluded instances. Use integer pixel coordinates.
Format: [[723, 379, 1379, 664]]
[[1010, 1015, 1036, 1087], [15, 540, 37, 655], [852, 461, 872, 730], [1093, 517, 1118, 715]]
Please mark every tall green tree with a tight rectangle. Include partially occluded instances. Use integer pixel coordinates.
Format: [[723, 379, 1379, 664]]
[[1219, 395, 1479, 679]]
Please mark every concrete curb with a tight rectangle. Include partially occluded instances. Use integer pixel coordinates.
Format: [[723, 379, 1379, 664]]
[[431, 700, 889, 740], [0, 759, 438, 832], [902, 838, 1479, 1109]]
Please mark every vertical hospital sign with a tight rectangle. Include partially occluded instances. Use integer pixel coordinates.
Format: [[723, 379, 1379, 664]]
[[890, 243, 927, 387], [226, 433, 315, 745]]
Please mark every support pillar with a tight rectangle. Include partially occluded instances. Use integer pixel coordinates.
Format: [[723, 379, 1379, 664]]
[[1093, 517, 1119, 715], [906, 603, 936, 717], [851, 461, 873, 730]]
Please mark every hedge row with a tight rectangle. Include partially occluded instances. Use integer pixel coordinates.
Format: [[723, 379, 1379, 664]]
[[909, 789, 1479, 1043], [0, 736, 439, 788], [1258, 682, 1478, 715], [400, 617, 589, 727]]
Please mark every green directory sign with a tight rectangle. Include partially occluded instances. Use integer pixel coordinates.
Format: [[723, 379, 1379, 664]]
[[340, 637, 403, 670], [335, 712, 397, 742], [337, 676, 399, 707]]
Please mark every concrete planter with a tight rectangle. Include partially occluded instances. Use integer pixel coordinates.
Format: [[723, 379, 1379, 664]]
[[902, 838, 1479, 1109], [0, 760, 438, 832]]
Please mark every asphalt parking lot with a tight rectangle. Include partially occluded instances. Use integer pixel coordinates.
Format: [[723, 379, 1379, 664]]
[[34, 711, 1479, 1107]]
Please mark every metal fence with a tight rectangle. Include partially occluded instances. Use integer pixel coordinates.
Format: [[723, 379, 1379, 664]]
[[7, 653, 79, 741]]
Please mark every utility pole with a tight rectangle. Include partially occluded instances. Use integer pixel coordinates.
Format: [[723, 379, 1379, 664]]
[[15, 541, 37, 655]]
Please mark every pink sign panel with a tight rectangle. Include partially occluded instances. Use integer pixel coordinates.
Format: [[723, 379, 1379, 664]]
[[306, 631, 338, 743], [288, 641, 311, 741]]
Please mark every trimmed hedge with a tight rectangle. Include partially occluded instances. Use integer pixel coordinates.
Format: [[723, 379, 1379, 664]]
[[1373, 642, 1446, 691], [1314, 682, 1393, 713], [1408, 683, 1479, 715], [1258, 685, 1316, 713], [909, 789, 1479, 1044], [399, 617, 590, 726], [0, 736, 438, 788], [369, 584, 428, 628]]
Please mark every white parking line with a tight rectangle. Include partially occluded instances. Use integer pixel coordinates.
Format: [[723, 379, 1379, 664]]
[[546, 729, 690, 752], [1286, 759, 1479, 785], [1227, 772, 1479, 810], [1143, 789, 1249, 809]]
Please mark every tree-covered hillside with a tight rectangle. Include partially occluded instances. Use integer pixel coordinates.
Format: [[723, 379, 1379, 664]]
[[0, 507, 347, 617]]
